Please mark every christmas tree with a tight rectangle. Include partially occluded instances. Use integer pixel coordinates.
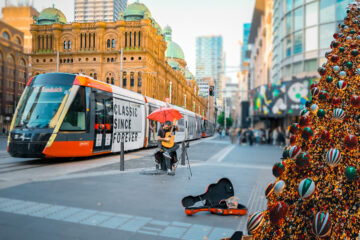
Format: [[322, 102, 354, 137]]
[[247, 2, 360, 239]]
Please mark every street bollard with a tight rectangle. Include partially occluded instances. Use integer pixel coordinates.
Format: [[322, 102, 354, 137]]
[[120, 140, 124, 171], [181, 142, 185, 166]]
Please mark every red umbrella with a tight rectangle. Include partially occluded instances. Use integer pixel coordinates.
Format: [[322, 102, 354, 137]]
[[147, 107, 183, 123]]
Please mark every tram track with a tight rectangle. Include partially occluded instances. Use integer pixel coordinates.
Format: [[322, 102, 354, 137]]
[[0, 158, 50, 175]]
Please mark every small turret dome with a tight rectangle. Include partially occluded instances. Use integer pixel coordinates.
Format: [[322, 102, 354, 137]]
[[124, 2, 151, 21], [37, 7, 67, 25], [164, 25, 185, 60]]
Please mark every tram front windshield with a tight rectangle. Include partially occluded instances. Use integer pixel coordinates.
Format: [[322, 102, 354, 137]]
[[14, 85, 71, 129]]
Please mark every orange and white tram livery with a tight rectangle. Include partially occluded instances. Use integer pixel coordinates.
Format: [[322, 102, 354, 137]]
[[8, 73, 214, 158]]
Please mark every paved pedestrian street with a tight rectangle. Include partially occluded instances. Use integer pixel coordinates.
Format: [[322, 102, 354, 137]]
[[0, 136, 282, 239]]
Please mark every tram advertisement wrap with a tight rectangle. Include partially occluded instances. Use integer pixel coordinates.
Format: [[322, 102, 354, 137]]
[[112, 98, 143, 152]]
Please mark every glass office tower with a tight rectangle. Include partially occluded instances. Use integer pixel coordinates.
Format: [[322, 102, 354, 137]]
[[271, 0, 352, 84]]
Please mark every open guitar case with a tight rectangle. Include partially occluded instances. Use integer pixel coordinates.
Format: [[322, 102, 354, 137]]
[[181, 178, 247, 216]]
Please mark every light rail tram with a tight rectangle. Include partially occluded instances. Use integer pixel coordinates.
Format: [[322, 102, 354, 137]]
[[7, 73, 215, 158]]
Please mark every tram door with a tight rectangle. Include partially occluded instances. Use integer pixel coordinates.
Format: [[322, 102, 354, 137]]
[[93, 92, 113, 152]]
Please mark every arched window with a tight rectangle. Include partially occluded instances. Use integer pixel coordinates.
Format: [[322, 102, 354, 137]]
[[106, 77, 109, 83], [7, 54, 14, 65], [68, 40, 72, 49], [129, 32, 132, 47], [93, 33, 95, 48], [111, 58, 114, 62], [112, 39, 115, 48], [107, 39, 110, 48], [2, 31, 10, 40], [138, 72, 142, 87], [94, 73, 97, 79], [107, 58, 110, 62], [130, 72, 134, 87], [134, 32, 136, 47], [64, 40, 67, 49], [122, 72, 127, 87], [19, 59, 26, 67], [111, 77, 114, 85], [15, 37, 21, 45], [138, 31, 141, 47], [125, 32, 127, 47], [90, 73, 93, 77]]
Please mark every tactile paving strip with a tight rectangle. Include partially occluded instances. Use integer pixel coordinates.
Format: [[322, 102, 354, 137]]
[[0, 197, 234, 240]]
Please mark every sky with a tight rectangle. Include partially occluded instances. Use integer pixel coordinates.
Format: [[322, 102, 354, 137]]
[[1, 0, 255, 83]]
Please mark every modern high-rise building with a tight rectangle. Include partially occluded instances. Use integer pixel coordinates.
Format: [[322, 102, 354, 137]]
[[271, 0, 352, 84], [237, 23, 251, 128], [74, 0, 127, 23], [247, 0, 353, 130], [196, 36, 223, 103], [241, 23, 251, 67]]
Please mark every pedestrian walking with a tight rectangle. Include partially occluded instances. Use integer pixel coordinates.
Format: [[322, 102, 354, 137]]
[[231, 128, 237, 144], [254, 129, 260, 145], [247, 128, 254, 146], [271, 128, 278, 145], [277, 127, 285, 146], [221, 128, 226, 139], [265, 128, 270, 144]]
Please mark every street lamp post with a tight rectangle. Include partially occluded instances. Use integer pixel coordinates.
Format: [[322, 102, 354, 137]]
[[120, 48, 123, 87], [224, 98, 226, 132]]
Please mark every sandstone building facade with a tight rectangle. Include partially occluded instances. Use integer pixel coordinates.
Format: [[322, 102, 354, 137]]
[[30, 3, 207, 116]]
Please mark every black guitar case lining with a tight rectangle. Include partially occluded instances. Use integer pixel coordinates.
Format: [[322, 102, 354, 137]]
[[181, 178, 247, 216]]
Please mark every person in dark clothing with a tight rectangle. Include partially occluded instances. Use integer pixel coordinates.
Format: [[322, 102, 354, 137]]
[[246, 128, 254, 146], [277, 127, 286, 146], [157, 120, 179, 174]]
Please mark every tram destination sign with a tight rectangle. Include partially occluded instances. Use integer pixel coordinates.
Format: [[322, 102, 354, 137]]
[[112, 98, 143, 152]]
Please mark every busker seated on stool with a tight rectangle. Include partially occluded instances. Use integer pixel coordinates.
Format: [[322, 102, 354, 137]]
[[156, 120, 179, 174]]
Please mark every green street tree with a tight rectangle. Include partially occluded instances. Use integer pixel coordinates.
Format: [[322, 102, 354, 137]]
[[217, 112, 233, 128]]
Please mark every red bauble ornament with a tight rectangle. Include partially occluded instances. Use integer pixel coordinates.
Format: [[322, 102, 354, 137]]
[[269, 201, 288, 226], [310, 82, 318, 89], [351, 95, 360, 107], [265, 182, 276, 198], [333, 33, 339, 39], [290, 135, 297, 145], [289, 123, 300, 134], [319, 90, 329, 102], [299, 115, 311, 128], [296, 152, 311, 168], [344, 134, 357, 149], [332, 97, 341, 106], [321, 130, 330, 141], [330, 55, 339, 63], [310, 87, 319, 97]]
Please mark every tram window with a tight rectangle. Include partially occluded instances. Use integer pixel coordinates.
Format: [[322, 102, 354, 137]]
[[104, 98, 113, 127], [60, 87, 86, 131]]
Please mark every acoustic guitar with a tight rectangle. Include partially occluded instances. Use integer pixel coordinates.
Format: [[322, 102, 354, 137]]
[[161, 120, 176, 148]]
